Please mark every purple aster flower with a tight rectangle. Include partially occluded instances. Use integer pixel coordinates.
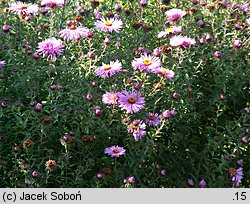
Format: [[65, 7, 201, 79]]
[[36, 37, 64, 62], [58, 25, 93, 41], [9, 1, 38, 15], [119, 90, 145, 114], [0, 60, 6, 67], [132, 54, 161, 73], [165, 8, 186, 22], [154, 67, 175, 79], [104, 145, 126, 157], [158, 26, 182, 38], [102, 92, 120, 105], [240, 3, 249, 13], [41, 0, 64, 7], [95, 17, 123, 33], [95, 60, 122, 78], [128, 119, 146, 141], [229, 167, 243, 187], [170, 35, 196, 47], [145, 112, 161, 126]]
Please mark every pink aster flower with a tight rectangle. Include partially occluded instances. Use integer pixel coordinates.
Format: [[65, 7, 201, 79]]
[[0, 60, 6, 67], [119, 90, 145, 114], [9, 1, 38, 15], [58, 25, 93, 41], [128, 119, 147, 141], [154, 67, 175, 79], [102, 92, 120, 105], [95, 17, 123, 33], [36, 37, 64, 62], [165, 8, 186, 22], [170, 35, 196, 47], [95, 60, 122, 78], [132, 54, 161, 73], [104, 145, 126, 157], [41, 0, 64, 7], [158, 26, 182, 38], [145, 112, 161, 126]]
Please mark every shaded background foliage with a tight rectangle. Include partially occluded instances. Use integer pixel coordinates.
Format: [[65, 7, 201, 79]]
[[0, 0, 249, 187]]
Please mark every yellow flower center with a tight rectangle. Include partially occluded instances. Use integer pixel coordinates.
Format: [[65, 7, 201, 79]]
[[147, 115, 155, 120], [20, 4, 27, 9], [104, 65, 111, 70], [128, 97, 136, 104], [161, 68, 168, 75], [110, 94, 116, 100], [165, 27, 173, 32], [112, 149, 120, 153], [105, 21, 113, 26], [143, 59, 152, 66], [70, 25, 76, 30]]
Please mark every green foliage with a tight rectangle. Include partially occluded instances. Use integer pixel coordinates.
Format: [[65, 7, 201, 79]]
[[0, 0, 249, 187]]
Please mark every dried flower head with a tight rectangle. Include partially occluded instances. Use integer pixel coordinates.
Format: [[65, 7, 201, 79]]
[[23, 138, 34, 148], [46, 159, 57, 170]]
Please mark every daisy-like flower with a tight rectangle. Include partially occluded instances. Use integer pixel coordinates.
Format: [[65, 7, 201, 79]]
[[158, 26, 182, 38], [41, 0, 64, 7], [95, 60, 122, 78], [95, 17, 123, 33], [58, 25, 93, 41], [229, 167, 244, 187], [170, 35, 196, 47], [9, 1, 38, 15], [102, 92, 120, 105], [132, 54, 161, 73], [104, 145, 126, 157], [145, 112, 161, 126], [36, 37, 64, 62], [165, 8, 186, 22], [128, 119, 146, 141], [119, 90, 145, 114], [154, 67, 175, 79], [0, 60, 6, 67]]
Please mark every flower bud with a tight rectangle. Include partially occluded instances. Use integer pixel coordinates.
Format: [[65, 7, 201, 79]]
[[241, 136, 248, 144], [86, 93, 93, 101], [35, 103, 43, 111], [199, 179, 206, 188], [32, 170, 39, 177], [3, 25, 11, 32], [104, 37, 110, 45], [213, 51, 221, 58], [188, 178, 195, 186], [233, 40, 243, 47], [153, 48, 162, 56], [237, 159, 243, 167], [95, 108, 102, 116], [114, 4, 122, 11]]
